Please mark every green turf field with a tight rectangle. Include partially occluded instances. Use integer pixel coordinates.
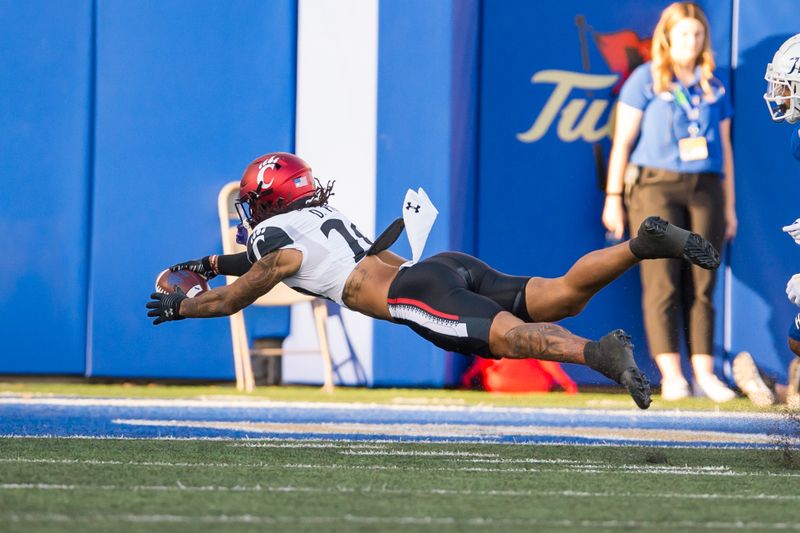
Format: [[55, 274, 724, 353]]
[[1, 437, 798, 532], [2, 382, 798, 531]]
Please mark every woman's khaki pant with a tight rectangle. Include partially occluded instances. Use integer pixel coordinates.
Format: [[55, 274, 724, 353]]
[[627, 167, 725, 356]]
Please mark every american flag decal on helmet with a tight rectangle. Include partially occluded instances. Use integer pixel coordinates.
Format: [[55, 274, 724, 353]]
[[294, 176, 308, 187]]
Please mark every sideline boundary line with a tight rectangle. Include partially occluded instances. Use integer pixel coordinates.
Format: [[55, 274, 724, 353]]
[[0, 434, 789, 450], [0, 396, 791, 421]]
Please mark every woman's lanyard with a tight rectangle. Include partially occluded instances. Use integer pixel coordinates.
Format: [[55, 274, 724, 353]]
[[673, 85, 700, 137], [673, 84, 708, 161]]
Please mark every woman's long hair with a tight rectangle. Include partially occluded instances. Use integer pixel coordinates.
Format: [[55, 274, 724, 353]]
[[650, 2, 716, 97]]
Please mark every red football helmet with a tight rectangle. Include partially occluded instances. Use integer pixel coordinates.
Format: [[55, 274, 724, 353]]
[[235, 152, 316, 227]]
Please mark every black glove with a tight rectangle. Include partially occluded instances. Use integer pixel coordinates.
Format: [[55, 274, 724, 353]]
[[169, 256, 217, 280], [146, 290, 188, 325]]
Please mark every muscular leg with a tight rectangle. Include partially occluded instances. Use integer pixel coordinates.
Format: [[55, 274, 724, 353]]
[[489, 312, 651, 409], [525, 216, 721, 323], [525, 242, 639, 322], [489, 311, 590, 364]]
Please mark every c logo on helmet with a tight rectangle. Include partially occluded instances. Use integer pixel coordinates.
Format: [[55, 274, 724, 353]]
[[256, 156, 280, 190]]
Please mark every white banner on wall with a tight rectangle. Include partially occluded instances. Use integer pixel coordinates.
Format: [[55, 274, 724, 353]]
[[284, 0, 379, 385]]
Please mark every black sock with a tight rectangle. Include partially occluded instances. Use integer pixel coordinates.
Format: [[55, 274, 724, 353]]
[[583, 341, 604, 375]]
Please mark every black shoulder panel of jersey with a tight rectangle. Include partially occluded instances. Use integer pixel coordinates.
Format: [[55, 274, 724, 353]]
[[247, 226, 294, 263]]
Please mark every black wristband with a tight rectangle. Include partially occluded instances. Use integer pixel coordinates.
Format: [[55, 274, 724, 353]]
[[217, 252, 253, 277], [201, 256, 215, 274]]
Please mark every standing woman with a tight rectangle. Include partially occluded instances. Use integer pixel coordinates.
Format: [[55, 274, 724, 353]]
[[602, 2, 737, 402]]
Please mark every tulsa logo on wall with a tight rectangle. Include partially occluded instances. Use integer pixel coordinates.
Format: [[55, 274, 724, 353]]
[[517, 17, 651, 144]]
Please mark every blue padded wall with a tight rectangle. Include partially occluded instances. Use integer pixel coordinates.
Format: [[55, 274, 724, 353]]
[[7, 0, 797, 388], [373, 0, 456, 387], [0, 1, 93, 374], [450, 0, 481, 258], [700, 0, 734, 381], [728, 0, 799, 381], [476, 0, 733, 385], [478, 0, 665, 384], [446, 0, 482, 385], [88, 0, 296, 378]]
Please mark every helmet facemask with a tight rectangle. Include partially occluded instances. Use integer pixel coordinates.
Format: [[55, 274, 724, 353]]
[[234, 191, 281, 232], [764, 35, 800, 124], [233, 192, 256, 230], [764, 64, 800, 123], [233, 193, 282, 245]]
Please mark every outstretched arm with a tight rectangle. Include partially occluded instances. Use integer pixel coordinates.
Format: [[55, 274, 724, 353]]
[[147, 249, 302, 324], [182, 249, 301, 317]]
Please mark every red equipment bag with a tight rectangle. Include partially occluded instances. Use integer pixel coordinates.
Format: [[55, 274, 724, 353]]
[[462, 358, 578, 393]]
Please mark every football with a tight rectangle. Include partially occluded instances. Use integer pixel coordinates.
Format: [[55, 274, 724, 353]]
[[154, 269, 209, 298]]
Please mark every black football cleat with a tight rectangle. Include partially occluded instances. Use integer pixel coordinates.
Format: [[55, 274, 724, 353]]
[[630, 216, 720, 270], [584, 329, 652, 410], [618, 367, 652, 410]]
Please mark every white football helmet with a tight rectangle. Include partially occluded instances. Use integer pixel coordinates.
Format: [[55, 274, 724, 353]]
[[764, 34, 800, 124]]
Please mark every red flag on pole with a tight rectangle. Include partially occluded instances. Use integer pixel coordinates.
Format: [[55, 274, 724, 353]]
[[592, 29, 651, 93]]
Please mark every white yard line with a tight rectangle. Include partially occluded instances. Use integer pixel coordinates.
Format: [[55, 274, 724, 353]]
[[231, 442, 389, 449], [4, 513, 800, 529], [1, 483, 799, 502], [0, 457, 800, 478], [282, 462, 800, 477], [340, 450, 590, 464], [340, 449, 503, 458], [2, 456, 799, 477], [0, 458, 260, 468]]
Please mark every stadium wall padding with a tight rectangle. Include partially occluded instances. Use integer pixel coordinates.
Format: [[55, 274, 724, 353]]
[[477, 0, 667, 384], [0, 1, 94, 374], [2, 0, 798, 385], [373, 0, 474, 387], [475, 0, 741, 385], [727, 0, 800, 381], [447, 0, 483, 385], [87, 0, 296, 378], [286, 0, 379, 387]]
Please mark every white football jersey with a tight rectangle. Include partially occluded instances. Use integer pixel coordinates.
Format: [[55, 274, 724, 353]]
[[246, 205, 373, 305]]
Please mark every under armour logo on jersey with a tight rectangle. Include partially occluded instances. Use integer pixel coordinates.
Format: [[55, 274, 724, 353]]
[[257, 156, 281, 190], [405, 202, 421, 213], [795, 313, 800, 330]]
